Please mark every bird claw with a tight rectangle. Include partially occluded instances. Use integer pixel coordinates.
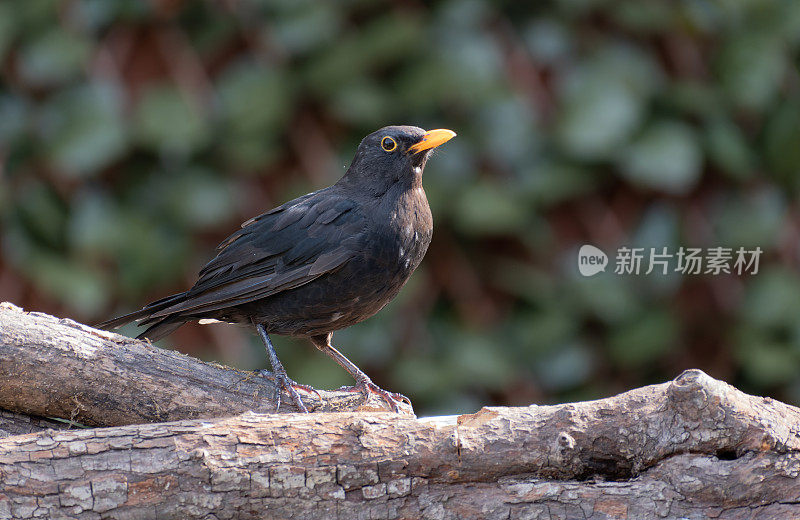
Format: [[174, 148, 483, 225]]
[[338, 378, 411, 413], [257, 370, 320, 413]]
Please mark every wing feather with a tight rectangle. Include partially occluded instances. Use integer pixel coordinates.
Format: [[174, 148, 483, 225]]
[[148, 188, 364, 320]]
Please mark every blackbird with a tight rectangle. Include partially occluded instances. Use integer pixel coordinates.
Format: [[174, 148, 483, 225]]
[[99, 125, 456, 412]]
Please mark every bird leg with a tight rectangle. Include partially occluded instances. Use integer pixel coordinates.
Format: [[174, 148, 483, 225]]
[[310, 333, 411, 412], [255, 322, 319, 413]]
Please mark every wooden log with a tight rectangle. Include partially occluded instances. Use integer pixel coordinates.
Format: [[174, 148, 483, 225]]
[[2, 303, 799, 519], [0, 410, 66, 439], [0, 302, 410, 427], [0, 370, 798, 519]]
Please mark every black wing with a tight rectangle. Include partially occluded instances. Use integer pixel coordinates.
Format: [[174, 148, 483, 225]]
[[143, 187, 366, 320]]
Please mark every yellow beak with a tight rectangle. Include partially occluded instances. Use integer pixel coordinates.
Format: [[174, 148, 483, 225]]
[[408, 128, 457, 154]]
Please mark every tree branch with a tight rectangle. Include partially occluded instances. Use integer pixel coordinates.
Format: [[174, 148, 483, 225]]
[[0, 302, 410, 427], [2, 303, 799, 519]]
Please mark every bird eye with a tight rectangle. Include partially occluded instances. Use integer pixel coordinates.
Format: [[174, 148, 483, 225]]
[[381, 136, 397, 152]]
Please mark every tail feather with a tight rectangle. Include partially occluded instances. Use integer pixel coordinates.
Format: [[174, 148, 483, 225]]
[[136, 318, 186, 342], [96, 292, 189, 339]]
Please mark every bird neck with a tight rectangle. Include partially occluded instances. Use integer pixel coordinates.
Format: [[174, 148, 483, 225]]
[[337, 164, 422, 198]]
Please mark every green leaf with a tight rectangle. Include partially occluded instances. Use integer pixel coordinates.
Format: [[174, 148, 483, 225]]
[[704, 117, 755, 179], [304, 14, 422, 93], [217, 61, 292, 167], [523, 18, 571, 64], [619, 121, 702, 194], [742, 269, 800, 328], [453, 181, 529, 235], [38, 83, 127, 177], [0, 2, 17, 61], [710, 189, 783, 249], [764, 99, 800, 187], [134, 85, 210, 157], [572, 275, 639, 325], [330, 81, 389, 125], [28, 254, 109, 316], [14, 181, 67, 248], [68, 189, 122, 255], [556, 43, 661, 160], [609, 310, 677, 368], [19, 28, 91, 87], [518, 161, 595, 207], [716, 32, 785, 110], [0, 95, 30, 147], [735, 334, 800, 387], [271, 3, 341, 55], [557, 69, 641, 159], [533, 340, 594, 392]]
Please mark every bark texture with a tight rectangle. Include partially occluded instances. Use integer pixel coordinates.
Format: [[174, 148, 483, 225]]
[[2, 303, 800, 519], [0, 302, 411, 426]]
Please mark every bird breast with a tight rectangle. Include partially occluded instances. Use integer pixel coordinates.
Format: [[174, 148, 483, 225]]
[[385, 185, 433, 276]]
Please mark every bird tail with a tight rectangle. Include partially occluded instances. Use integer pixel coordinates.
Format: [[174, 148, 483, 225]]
[[96, 292, 189, 341]]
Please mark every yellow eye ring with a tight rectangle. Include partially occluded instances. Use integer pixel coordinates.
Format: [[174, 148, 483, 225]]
[[381, 136, 397, 152]]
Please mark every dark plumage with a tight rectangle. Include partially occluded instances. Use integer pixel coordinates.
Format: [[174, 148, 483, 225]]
[[99, 125, 455, 412]]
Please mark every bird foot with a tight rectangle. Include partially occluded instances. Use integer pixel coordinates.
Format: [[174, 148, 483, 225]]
[[257, 369, 320, 413], [338, 378, 411, 413]]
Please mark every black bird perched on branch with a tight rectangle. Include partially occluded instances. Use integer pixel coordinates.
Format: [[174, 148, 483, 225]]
[[99, 125, 456, 412]]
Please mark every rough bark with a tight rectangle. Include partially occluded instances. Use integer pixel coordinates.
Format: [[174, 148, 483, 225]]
[[0, 302, 410, 427], [2, 303, 800, 519], [0, 410, 67, 439]]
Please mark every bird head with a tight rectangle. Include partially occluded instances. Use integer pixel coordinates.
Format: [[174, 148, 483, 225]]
[[340, 125, 456, 196]]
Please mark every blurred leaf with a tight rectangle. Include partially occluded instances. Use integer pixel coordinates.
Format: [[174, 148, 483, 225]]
[[679, 0, 727, 32], [571, 274, 639, 325], [716, 32, 784, 110], [492, 261, 558, 306], [608, 310, 677, 368], [112, 213, 190, 296], [38, 83, 127, 177], [0, 94, 30, 148], [217, 61, 292, 168], [611, 0, 675, 32], [271, 3, 341, 55], [134, 84, 210, 157], [710, 189, 784, 249], [304, 14, 422, 93], [514, 307, 578, 354], [665, 81, 724, 118], [330, 81, 389, 125], [171, 169, 237, 230], [453, 181, 529, 235], [523, 18, 572, 64], [632, 203, 679, 250], [68, 189, 126, 257], [619, 121, 702, 194], [18, 28, 91, 87], [14, 0, 60, 39], [556, 43, 661, 160], [0, 2, 17, 61], [477, 96, 541, 167], [741, 269, 800, 329], [735, 334, 800, 387], [437, 31, 505, 104], [14, 181, 67, 249], [704, 117, 755, 179], [518, 161, 595, 207], [533, 340, 594, 392], [28, 254, 109, 316], [446, 331, 514, 389], [764, 99, 800, 188]]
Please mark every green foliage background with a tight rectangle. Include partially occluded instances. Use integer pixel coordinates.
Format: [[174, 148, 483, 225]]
[[2, 0, 800, 414]]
